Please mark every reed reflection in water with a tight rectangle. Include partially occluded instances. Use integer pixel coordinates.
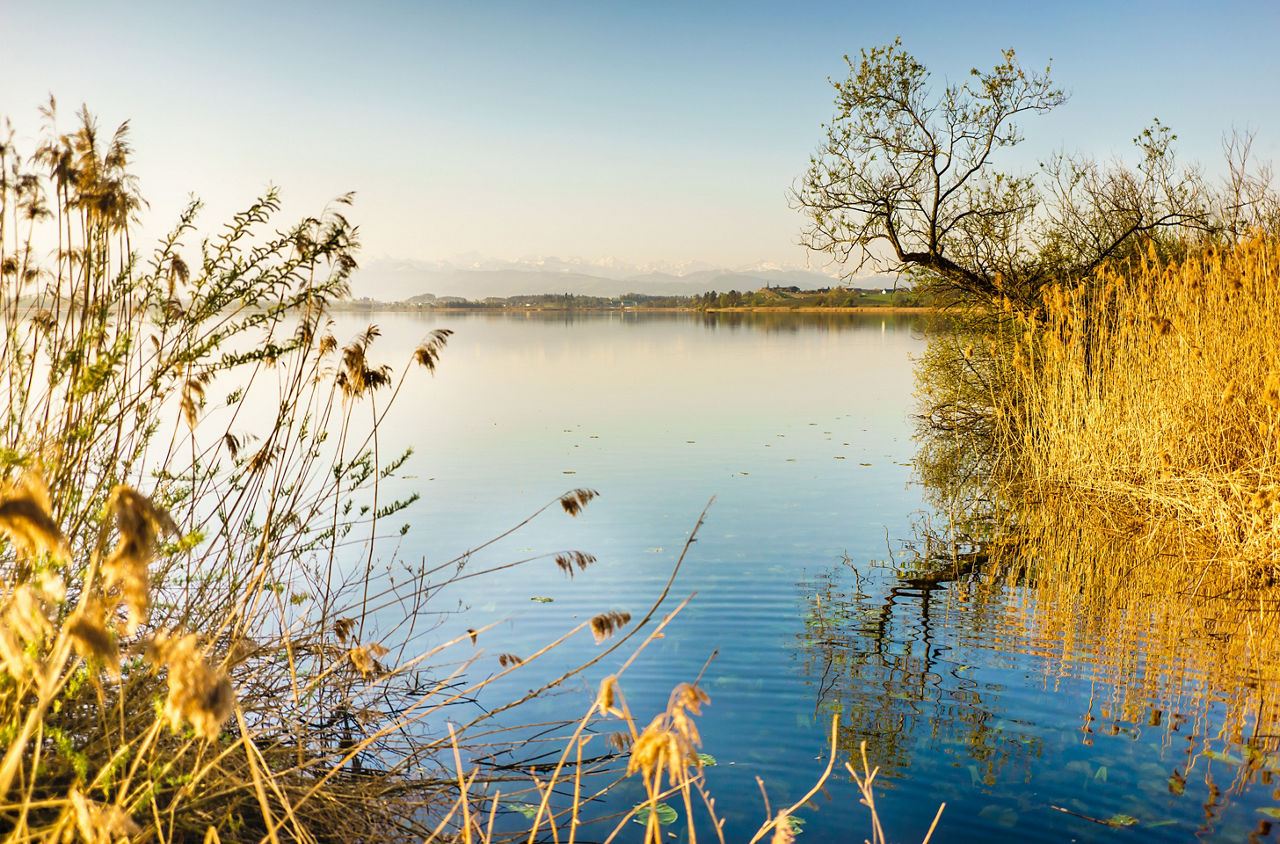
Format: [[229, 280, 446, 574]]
[[799, 508, 1280, 841]]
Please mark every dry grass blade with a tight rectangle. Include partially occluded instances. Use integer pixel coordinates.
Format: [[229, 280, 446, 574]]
[[559, 488, 599, 517], [555, 550, 597, 578], [0, 473, 67, 561], [590, 610, 632, 644]]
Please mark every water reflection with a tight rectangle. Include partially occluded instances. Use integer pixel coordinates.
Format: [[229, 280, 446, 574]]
[[800, 547, 1042, 787], [798, 506, 1280, 839], [315, 309, 1279, 840], [377, 306, 921, 335]]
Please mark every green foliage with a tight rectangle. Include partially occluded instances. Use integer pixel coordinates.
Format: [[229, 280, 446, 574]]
[[794, 39, 1064, 303], [632, 801, 678, 826]]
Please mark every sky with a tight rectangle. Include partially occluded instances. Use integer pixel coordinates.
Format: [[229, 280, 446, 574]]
[[3, 0, 1279, 274]]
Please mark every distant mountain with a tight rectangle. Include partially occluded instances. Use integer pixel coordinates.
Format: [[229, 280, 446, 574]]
[[350, 257, 896, 302]]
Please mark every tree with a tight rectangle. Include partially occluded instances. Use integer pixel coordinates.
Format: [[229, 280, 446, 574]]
[[793, 40, 1213, 306]]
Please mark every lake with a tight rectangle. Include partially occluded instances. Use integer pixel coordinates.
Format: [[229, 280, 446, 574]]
[[329, 309, 1279, 842]]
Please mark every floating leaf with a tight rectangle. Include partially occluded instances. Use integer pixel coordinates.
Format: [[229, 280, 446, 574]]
[[785, 816, 806, 833], [530, 596, 554, 603], [1105, 815, 1138, 827], [505, 802, 538, 819], [632, 802, 678, 826], [1093, 765, 1108, 782], [1259, 807, 1280, 819], [696, 753, 717, 767]]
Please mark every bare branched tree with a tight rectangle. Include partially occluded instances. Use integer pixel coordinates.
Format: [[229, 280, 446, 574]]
[[793, 40, 1221, 306]]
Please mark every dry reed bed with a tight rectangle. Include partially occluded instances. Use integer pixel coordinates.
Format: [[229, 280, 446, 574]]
[[1006, 236, 1280, 570], [962, 236, 1280, 773]]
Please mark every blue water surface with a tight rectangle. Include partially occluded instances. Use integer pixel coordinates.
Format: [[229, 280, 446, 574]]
[[325, 310, 1279, 843]]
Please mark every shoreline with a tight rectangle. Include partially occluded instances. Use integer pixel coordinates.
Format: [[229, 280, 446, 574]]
[[331, 303, 932, 314]]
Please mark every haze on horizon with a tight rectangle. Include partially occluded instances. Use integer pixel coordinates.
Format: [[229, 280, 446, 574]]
[[4, 0, 1279, 280]]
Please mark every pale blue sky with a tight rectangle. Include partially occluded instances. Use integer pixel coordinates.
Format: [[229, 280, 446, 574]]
[[4, 0, 1278, 271]]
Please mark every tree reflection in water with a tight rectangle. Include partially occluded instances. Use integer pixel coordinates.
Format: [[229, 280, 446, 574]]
[[796, 510, 1280, 837], [799, 540, 1042, 789]]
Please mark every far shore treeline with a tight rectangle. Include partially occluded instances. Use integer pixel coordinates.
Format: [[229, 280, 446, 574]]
[[337, 284, 934, 312]]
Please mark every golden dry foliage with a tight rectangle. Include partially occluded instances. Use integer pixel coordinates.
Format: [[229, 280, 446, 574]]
[[1001, 236, 1280, 571], [595, 674, 626, 719], [977, 235, 1280, 756], [627, 682, 709, 788], [0, 581, 57, 682], [0, 472, 68, 562], [558, 488, 598, 517], [102, 485, 177, 635], [68, 787, 141, 844], [65, 602, 120, 676], [349, 641, 389, 677], [147, 630, 235, 741]]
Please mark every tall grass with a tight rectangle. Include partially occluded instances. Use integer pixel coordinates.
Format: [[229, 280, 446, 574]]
[[919, 235, 1280, 777], [1007, 236, 1280, 572]]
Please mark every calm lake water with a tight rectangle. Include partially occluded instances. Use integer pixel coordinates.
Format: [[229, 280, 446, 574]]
[[331, 309, 1279, 842]]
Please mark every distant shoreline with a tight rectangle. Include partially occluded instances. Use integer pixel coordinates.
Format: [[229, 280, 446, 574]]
[[702, 305, 928, 314], [330, 303, 931, 314]]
